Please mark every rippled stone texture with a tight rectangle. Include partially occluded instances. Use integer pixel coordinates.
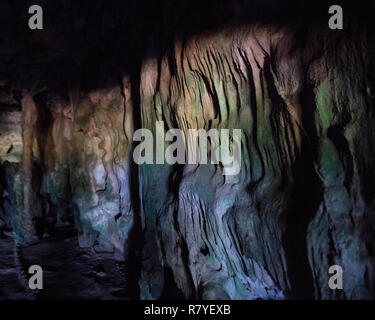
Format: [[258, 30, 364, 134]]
[[0, 0, 374, 300], [136, 22, 375, 299]]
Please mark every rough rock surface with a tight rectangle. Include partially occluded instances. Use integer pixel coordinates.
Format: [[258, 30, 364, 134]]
[[137, 22, 375, 300], [0, 0, 374, 300]]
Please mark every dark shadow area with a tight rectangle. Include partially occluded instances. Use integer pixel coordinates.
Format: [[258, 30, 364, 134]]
[[283, 86, 324, 299], [1, 0, 374, 95], [124, 66, 143, 300], [159, 266, 185, 300]]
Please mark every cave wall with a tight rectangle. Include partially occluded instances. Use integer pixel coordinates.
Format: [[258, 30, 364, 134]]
[[70, 86, 135, 258], [136, 20, 375, 299], [0, 0, 374, 300], [0, 105, 22, 233]]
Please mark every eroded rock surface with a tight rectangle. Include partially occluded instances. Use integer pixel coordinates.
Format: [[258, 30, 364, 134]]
[[136, 21, 375, 299], [0, 0, 374, 300]]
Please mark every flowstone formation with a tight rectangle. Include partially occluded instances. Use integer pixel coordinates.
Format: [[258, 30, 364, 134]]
[[0, 0, 374, 300], [137, 22, 375, 299]]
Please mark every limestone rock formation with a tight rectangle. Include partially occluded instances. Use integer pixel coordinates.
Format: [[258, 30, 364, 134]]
[[0, 0, 374, 300], [136, 20, 375, 300]]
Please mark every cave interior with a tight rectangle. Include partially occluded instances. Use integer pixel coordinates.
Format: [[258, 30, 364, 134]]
[[0, 0, 375, 300]]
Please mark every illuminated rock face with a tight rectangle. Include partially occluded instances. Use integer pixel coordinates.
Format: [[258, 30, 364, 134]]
[[136, 25, 375, 300], [0, 0, 375, 300], [69, 87, 135, 259]]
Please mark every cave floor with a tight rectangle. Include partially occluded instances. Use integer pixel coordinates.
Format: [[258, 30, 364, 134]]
[[0, 230, 128, 300]]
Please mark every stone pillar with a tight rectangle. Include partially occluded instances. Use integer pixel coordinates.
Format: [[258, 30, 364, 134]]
[[20, 94, 38, 243]]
